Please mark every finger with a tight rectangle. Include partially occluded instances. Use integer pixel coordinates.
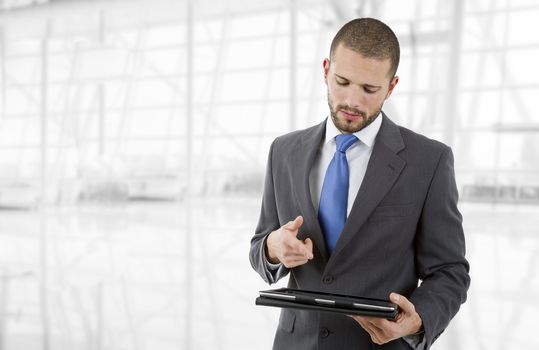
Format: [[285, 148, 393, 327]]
[[281, 249, 311, 260], [368, 316, 404, 343], [283, 215, 303, 233], [363, 319, 390, 344], [362, 317, 385, 333], [389, 293, 423, 335], [286, 238, 312, 258], [354, 317, 384, 344], [282, 258, 309, 268], [353, 316, 393, 343], [350, 316, 376, 333], [390, 293, 414, 314], [303, 238, 314, 259]]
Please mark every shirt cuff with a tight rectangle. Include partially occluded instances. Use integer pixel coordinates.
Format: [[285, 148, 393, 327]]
[[262, 238, 285, 284], [266, 259, 282, 270], [403, 331, 427, 350]]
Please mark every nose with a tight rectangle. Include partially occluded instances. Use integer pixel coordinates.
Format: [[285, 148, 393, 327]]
[[344, 85, 364, 109]]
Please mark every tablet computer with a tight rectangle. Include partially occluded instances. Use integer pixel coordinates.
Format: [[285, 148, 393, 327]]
[[256, 287, 399, 320]]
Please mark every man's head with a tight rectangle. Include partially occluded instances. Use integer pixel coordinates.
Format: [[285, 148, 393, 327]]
[[324, 18, 400, 133], [330, 18, 400, 79]]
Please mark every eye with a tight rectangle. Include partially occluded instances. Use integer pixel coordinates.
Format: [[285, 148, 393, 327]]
[[336, 79, 349, 86], [364, 87, 377, 94]]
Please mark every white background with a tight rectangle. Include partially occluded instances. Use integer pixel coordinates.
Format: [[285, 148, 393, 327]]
[[0, 0, 538, 349]]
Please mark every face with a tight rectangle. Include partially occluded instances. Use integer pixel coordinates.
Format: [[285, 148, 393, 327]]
[[323, 44, 399, 134]]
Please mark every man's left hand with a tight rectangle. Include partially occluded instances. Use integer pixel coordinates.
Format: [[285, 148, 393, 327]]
[[349, 293, 423, 345]]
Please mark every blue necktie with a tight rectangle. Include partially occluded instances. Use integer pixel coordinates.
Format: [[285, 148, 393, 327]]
[[318, 134, 358, 254]]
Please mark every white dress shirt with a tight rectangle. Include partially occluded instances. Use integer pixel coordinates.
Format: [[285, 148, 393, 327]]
[[309, 115, 382, 216]]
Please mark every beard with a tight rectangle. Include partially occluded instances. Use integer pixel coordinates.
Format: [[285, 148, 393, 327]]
[[327, 92, 382, 133]]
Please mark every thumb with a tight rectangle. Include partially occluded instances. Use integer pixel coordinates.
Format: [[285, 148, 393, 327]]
[[284, 215, 303, 233], [390, 293, 414, 314]]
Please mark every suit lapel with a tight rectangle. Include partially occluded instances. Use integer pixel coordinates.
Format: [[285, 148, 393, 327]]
[[329, 114, 406, 262], [289, 120, 329, 262]]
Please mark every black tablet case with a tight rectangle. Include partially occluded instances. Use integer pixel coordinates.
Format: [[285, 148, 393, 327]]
[[256, 288, 399, 320]]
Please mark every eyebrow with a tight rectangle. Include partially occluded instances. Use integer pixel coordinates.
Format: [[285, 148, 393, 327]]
[[334, 73, 381, 89]]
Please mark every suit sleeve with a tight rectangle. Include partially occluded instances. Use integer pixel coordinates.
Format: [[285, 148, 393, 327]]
[[409, 147, 471, 349], [249, 140, 290, 284]]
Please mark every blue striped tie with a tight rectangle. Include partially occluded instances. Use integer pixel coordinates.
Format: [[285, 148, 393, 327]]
[[318, 134, 358, 254]]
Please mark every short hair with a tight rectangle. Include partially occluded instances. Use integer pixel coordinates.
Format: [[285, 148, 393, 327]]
[[330, 18, 400, 78]]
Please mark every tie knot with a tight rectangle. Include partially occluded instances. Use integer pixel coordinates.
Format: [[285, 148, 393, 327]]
[[335, 134, 357, 153]]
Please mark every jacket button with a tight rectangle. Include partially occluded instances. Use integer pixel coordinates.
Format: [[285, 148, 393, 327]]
[[320, 328, 330, 338], [323, 275, 334, 284]]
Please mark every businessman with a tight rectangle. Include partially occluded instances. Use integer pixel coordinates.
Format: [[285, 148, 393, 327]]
[[249, 18, 470, 350]]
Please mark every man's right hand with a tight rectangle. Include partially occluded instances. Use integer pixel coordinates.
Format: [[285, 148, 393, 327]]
[[266, 216, 314, 268]]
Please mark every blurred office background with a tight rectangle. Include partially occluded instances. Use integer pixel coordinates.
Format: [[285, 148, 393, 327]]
[[0, 0, 538, 349]]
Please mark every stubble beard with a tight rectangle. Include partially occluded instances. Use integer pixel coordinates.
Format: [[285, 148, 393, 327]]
[[327, 93, 382, 134]]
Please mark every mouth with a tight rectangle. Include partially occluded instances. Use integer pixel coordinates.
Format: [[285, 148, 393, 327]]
[[339, 109, 363, 122]]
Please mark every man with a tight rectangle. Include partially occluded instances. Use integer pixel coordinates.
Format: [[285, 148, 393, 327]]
[[249, 18, 470, 350]]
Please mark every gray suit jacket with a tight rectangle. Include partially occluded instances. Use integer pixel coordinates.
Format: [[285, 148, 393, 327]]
[[249, 114, 470, 350]]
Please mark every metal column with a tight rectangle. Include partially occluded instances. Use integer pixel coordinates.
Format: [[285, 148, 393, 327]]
[[39, 19, 51, 350], [443, 0, 464, 147], [98, 11, 106, 157], [0, 26, 5, 118], [289, 0, 298, 131], [184, 0, 194, 349]]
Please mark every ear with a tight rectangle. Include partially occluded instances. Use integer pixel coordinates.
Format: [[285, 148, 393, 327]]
[[385, 75, 399, 100], [323, 58, 330, 85]]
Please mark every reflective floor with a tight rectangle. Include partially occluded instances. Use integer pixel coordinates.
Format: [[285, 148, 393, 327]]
[[0, 198, 537, 349]]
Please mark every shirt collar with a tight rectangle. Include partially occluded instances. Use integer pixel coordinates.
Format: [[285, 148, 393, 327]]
[[324, 112, 383, 148]]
